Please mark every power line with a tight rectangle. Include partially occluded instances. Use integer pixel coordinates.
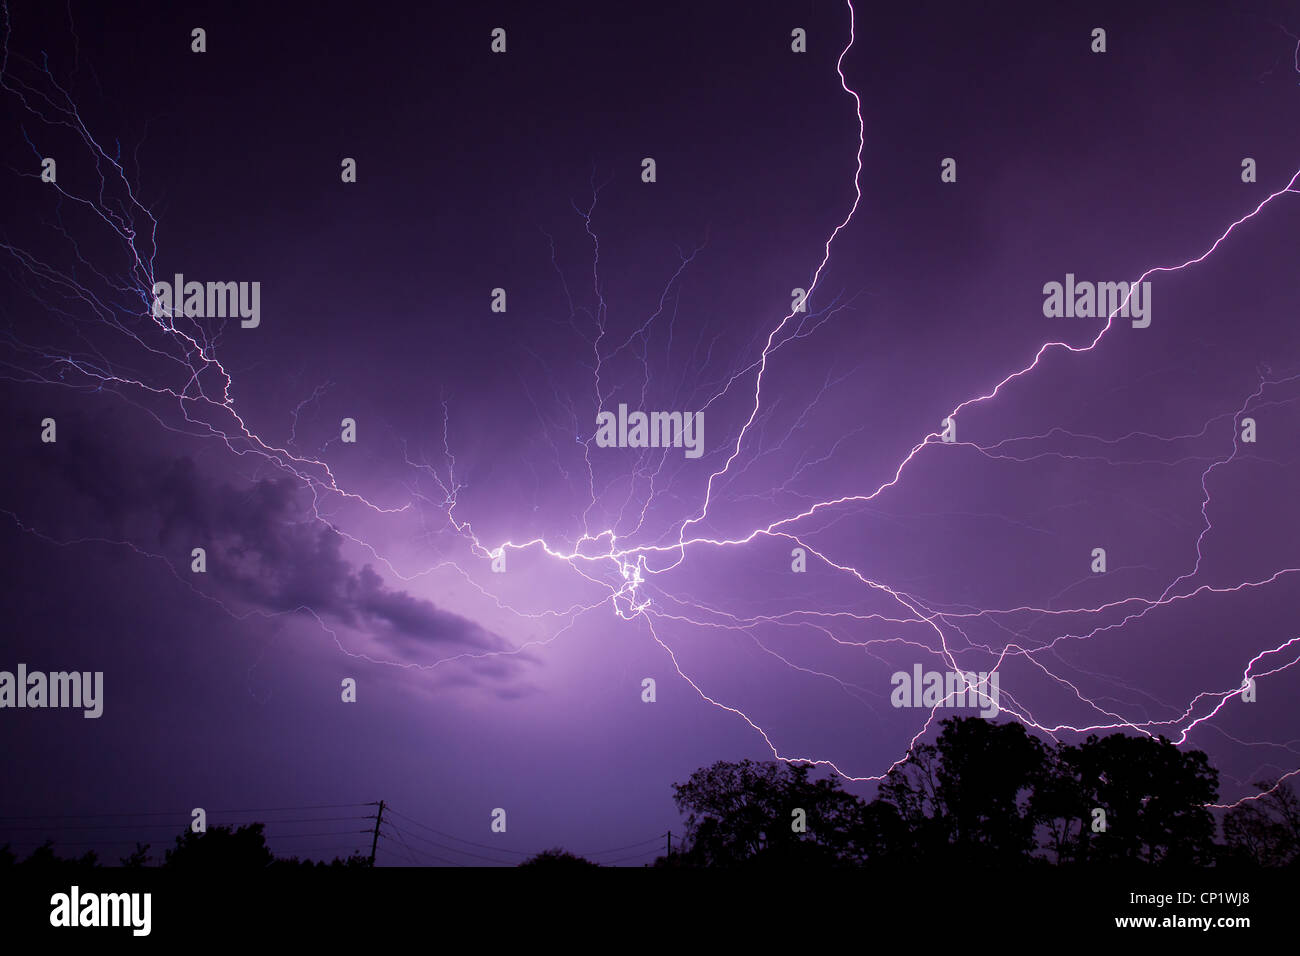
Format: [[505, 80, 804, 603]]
[[380, 824, 515, 865], [0, 803, 373, 820], [278, 847, 371, 860], [0, 815, 370, 832], [2, 839, 148, 847], [2, 800, 676, 867], [581, 834, 665, 857], [385, 804, 672, 865], [380, 823, 466, 867], [600, 845, 664, 865], [1, 828, 372, 853], [384, 806, 543, 858], [377, 825, 420, 866], [280, 845, 367, 854]]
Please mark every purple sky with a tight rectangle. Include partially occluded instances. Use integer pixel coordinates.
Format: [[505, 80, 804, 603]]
[[2, 0, 1300, 865]]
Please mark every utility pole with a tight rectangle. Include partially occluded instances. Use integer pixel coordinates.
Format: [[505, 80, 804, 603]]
[[666, 829, 672, 858], [369, 800, 385, 867]]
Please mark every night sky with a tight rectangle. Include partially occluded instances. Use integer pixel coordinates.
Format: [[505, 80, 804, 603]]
[[2, 0, 1300, 866]]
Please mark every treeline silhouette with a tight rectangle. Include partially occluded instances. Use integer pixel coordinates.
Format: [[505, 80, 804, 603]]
[[4, 718, 1297, 869], [650, 717, 1299, 868], [0, 823, 370, 871]]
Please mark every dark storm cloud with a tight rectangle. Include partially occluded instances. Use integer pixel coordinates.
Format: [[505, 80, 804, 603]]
[[28, 421, 516, 660]]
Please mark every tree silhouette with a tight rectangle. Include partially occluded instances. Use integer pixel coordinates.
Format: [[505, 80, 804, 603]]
[[1, 825, 364, 869], [164, 823, 274, 870], [11, 840, 98, 870], [1028, 740, 1091, 865], [671, 758, 864, 866], [518, 847, 600, 868], [664, 717, 1227, 867], [1223, 779, 1300, 867], [120, 842, 151, 867], [1065, 733, 1219, 865], [0, 719, 1258, 871], [878, 717, 1045, 866]]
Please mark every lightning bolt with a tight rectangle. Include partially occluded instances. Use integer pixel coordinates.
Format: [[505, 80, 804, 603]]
[[2, 0, 1298, 812]]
